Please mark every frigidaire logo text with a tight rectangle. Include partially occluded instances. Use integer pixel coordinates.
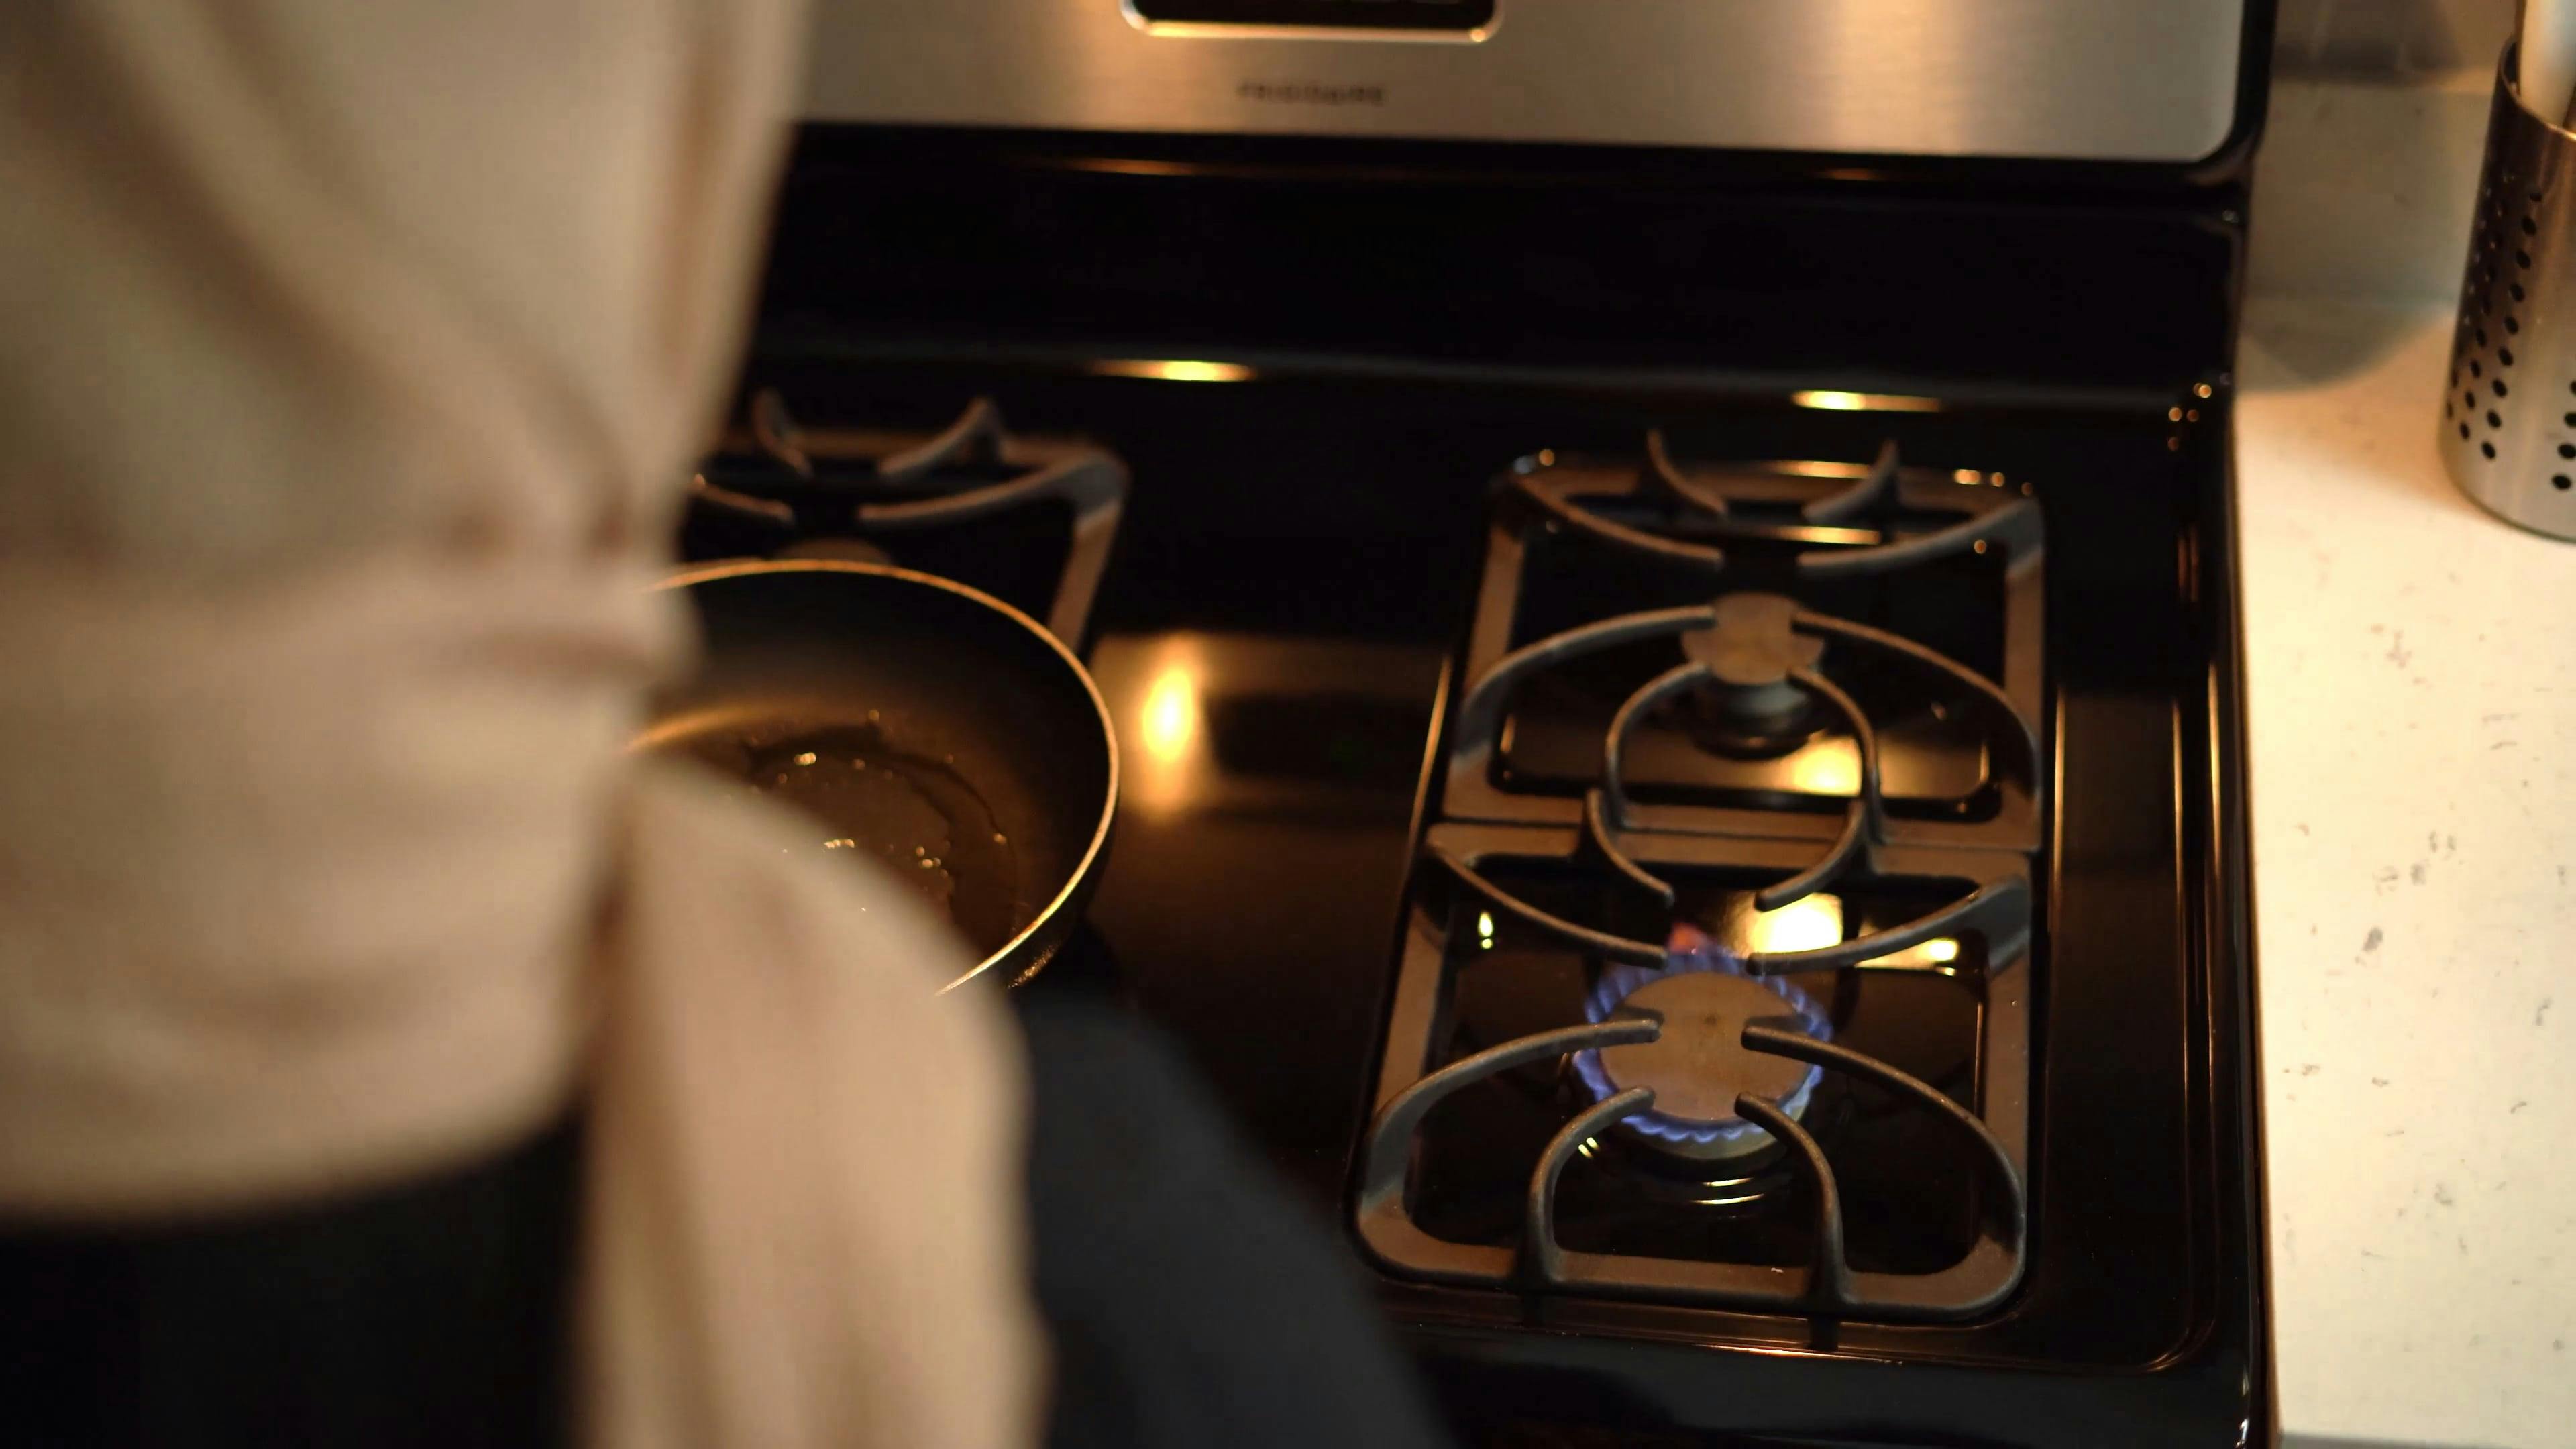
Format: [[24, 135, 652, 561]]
[[1237, 80, 1387, 107]]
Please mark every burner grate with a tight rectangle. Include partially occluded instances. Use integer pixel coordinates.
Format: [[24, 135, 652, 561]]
[[1360, 433, 2044, 1323], [1509, 434, 2045, 582], [686, 390, 1127, 644], [1448, 435, 2045, 852], [1359, 825, 2033, 1321]]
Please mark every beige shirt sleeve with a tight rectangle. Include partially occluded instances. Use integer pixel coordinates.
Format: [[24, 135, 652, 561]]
[[0, 4, 1040, 1446]]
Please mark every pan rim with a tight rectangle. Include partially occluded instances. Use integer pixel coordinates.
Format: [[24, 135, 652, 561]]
[[653, 557, 1121, 994]]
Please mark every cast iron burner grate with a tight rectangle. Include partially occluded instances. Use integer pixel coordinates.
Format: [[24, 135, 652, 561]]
[[1448, 434, 2045, 853], [684, 388, 1127, 644], [1357, 433, 2043, 1322]]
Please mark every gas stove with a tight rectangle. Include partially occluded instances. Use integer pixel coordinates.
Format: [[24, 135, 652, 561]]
[[691, 354, 2262, 1446], [745, 2, 2275, 1441]]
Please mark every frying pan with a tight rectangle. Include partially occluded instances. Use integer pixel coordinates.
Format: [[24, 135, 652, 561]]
[[636, 559, 1118, 991]]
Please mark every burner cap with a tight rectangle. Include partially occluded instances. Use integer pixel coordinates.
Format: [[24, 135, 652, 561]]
[[1680, 592, 1825, 741], [1598, 971, 1815, 1118], [1573, 933, 1832, 1162], [1682, 592, 1825, 690]]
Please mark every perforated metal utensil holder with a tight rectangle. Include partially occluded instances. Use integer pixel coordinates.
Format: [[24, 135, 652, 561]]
[[2443, 48, 2576, 539]]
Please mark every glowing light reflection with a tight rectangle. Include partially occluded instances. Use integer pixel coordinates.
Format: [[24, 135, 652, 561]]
[[1861, 936, 1964, 972], [1094, 359, 1256, 383], [1739, 893, 1962, 973], [1788, 739, 1862, 797], [1128, 656, 1205, 813], [1141, 666, 1199, 763], [1790, 390, 1943, 413], [1747, 896, 1844, 956]]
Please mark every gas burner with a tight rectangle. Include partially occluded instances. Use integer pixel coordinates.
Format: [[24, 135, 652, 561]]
[[684, 390, 1128, 644], [1678, 592, 1825, 746], [1448, 433, 2045, 853], [1360, 820, 2031, 1320], [1569, 929, 1833, 1162], [1451, 598, 2038, 908], [1566, 1123, 1807, 1205]]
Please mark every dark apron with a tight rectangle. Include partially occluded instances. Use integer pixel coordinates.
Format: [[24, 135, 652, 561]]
[[0, 996, 1450, 1449]]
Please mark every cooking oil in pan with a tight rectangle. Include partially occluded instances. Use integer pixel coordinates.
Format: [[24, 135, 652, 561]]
[[710, 722, 1024, 959]]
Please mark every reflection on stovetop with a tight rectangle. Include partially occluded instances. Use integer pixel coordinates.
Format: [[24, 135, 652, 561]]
[[1080, 629, 1446, 1187]]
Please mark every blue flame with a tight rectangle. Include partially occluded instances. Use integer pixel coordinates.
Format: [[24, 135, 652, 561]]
[[1571, 930, 1833, 1149]]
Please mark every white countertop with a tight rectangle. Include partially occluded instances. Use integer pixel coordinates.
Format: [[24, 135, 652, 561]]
[[2241, 296, 2576, 1448]]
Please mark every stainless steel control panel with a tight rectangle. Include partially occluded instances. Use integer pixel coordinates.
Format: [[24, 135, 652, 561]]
[[804, 0, 2251, 163]]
